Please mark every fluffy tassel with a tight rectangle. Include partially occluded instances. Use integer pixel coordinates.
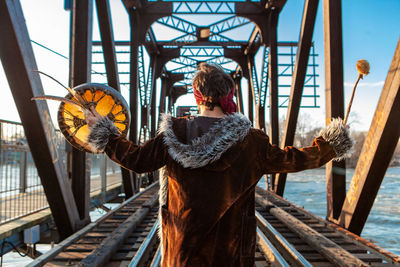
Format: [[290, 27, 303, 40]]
[[87, 116, 120, 153], [319, 118, 354, 161]]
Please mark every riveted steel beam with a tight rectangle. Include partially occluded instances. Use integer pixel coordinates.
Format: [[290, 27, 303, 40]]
[[95, 0, 120, 91], [339, 38, 400, 235], [70, 0, 93, 224], [323, 0, 346, 220], [275, 0, 319, 196], [0, 0, 80, 238]]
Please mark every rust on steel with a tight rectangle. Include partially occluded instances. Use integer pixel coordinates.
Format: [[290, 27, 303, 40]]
[[233, 72, 244, 114], [70, 0, 93, 224], [95, 0, 120, 92], [323, 0, 346, 220], [268, 11, 280, 147], [127, 10, 140, 195], [264, 187, 400, 265], [247, 55, 266, 130], [150, 56, 158, 138], [269, 11, 280, 194], [339, 38, 400, 235], [255, 192, 368, 267], [0, 0, 80, 238], [275, 0, 320, 196], [26, 182, 159, 267], [247, 55, 257, 127], [80, 194, 159, 266]]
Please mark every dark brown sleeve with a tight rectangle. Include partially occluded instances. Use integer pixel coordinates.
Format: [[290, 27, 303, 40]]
[[254, 130, 336, 174], [104, 134, 168, 173]]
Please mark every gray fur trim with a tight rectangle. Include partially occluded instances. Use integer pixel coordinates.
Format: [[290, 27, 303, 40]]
[[158, 113, 252, 169], [87, 116, 120, 153], [319, 117, 354, 161], [158, 166, 168, 263]]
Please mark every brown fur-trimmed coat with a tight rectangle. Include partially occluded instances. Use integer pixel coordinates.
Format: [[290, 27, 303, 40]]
[[88, 113, 352, 267]]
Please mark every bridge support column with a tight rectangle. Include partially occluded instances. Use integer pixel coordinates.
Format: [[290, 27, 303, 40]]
[[247, 79, 254, 124], [339, 39, 400, 235], [70, 0, 93, 224], [150, 56, 158, 138], [128, 10, 142, 195], [247, 55, 265, 130], [159, 73, 168, 117], [96, 0, 136, 198], [275, 0, 320, 196], [268, 12, 280, 194], [323, 0, 346, 220], [0, 0, 81, 239], [233, 72, 244, 114]]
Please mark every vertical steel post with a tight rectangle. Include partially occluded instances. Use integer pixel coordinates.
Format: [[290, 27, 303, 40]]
[[247, 79, 254, 124], [323, 0, 346, 220], [159, 74, 168, 118], [100, 155, 107, 203], [95, 0, 135, 196], [0, 0, 80, 238], [247, 55, 260, 129], [70, 0, 93, 224], [268, 12, 279, 147], [150, 56, 158, 138], [268, 12, 280, 194], [127, 10, 142, 194], [95, 0, 120, 91], [275, 0, 320, 196], [339, 39, 400, 235], [19, 150, 27, 193], [233, 73, 244, 114]]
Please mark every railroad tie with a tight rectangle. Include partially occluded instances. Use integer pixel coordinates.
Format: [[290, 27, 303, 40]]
[[255, 192, 368, 267], [79, 193, 159, 267]]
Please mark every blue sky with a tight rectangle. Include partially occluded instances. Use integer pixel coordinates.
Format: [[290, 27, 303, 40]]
[[0, 0, 399, 132]]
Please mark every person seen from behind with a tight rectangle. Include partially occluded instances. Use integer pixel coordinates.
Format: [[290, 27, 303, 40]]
[[84, 63, 353, 267]]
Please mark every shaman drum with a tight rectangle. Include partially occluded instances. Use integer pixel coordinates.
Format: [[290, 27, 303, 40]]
[[57, 83, 130, 153]]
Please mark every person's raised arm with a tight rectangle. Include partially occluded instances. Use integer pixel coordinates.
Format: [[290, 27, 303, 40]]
[[85, 107, 168, 173], [257, 118, 353, 174]]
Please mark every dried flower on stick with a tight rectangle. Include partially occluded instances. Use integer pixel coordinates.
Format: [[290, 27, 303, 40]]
[[356, 59, 370, 78], [344, 60, 370, 125]]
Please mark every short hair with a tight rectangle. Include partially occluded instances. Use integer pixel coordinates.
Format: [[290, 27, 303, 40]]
[[192, 63, 234, 110]]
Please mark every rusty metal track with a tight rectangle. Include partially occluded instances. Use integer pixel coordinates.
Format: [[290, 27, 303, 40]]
[[28, 182, 160, 267], [29, 183, 399, 267], [255, 186, 399, 267]]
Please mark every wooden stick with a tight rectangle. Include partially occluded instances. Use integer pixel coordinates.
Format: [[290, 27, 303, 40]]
[[343, 74, 362, 125]]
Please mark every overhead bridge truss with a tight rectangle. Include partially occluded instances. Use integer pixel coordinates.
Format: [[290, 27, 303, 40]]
[[7, 0, 398, 243]]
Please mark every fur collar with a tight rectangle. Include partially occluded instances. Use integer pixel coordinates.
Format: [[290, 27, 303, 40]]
[[158, 113, 252, 169]]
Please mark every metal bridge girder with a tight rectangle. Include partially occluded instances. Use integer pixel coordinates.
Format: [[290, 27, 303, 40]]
[[173, 1, 235, 14], [70, 0, 93, 225], [0, 0, 81, 239], [323, 0, 346, 220], [274, 0, 320, 196], [95, 0, 137, 198], [339, 38, 400, 235]]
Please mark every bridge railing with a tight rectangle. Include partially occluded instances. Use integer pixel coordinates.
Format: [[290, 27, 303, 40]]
[[0, 119, 121, 225]]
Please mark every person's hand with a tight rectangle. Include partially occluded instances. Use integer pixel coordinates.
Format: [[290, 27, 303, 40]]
[[84, 106, 103, 128]]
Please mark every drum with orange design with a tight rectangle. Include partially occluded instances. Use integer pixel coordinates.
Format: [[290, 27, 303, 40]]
[[57, 83, 130, 153]]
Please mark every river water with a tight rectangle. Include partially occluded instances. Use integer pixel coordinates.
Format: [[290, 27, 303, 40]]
[[258, 167, 400, 255]]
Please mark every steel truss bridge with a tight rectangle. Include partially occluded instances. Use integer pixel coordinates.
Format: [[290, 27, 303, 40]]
[[0, 0, 400, 265]]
